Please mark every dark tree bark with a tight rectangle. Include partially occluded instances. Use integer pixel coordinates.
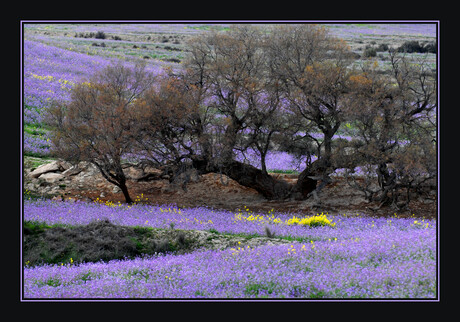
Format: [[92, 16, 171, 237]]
[[293, 169, 318, 199], [93, 161, 133, 204], [190, 154, 319, 200], [119, 181, 133, 204], [218, 160, 292, 200]]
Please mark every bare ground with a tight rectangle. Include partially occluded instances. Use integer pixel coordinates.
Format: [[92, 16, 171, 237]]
[[66, 172, 437, 219]]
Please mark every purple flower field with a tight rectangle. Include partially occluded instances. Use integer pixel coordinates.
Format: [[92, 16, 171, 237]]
[[23, 199, 436, 299], [24, 40, 110, 111], [24, 132, 51, 156], [22, 23, 438, 300], [23, 39, 164, 115]]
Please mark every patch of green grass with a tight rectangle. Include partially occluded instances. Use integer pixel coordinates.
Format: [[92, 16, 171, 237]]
[[24, 156, 54, 169], [37, 277, 62, 287], [24, 221, 53, 235], [308, 286, 327, 298], [194, 290, 206, 297], [24, 124, 48, 136], [79, 271, 93, 283], [268, 169, 299, 174], [132, 225, 154, 235], [353, 24, 378, 29], [124, 268, 150, 281], [244, 282, 278, 297]]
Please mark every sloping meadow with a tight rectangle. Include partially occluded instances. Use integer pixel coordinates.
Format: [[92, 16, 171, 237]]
[[23, 199, 436, 299], [22, 23, 438, 300]]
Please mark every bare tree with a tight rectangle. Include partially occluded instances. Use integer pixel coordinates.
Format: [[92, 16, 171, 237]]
[[182, 25, 292, 199], [265, 24, 356, 201], [48, 25, 436, 210], [129, 71, 207, 187], [182, 24, 366, 201], [341, 54, 436, 210], [47, 62, 155, 203]]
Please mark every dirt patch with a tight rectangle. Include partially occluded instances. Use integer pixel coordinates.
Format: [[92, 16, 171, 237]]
[[23, 158, 436, 219], [69, 173, 436, 220]]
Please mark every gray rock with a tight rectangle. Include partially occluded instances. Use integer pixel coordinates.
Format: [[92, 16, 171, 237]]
[[29, 161, 61, 178], [62, 165, 83, 177], [38, 172, 65, 183]]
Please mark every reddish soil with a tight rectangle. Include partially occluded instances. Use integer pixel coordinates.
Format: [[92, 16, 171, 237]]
[[67, 173, 437, 220]]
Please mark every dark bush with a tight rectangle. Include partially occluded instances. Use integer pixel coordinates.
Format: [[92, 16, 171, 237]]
[[376, 43, 389, 52], [164, 57, 181, 63], [76, 32, 107, 39], [423, 42, 437, 54], [23, 220, 194, 266], [95, 31, 106, 39], [363, 46, 377, 58], [396, 41, 436, 54], [398, 41, 423, 53], [91, 42, 106, 47]]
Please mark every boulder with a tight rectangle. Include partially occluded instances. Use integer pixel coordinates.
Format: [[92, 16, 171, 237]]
[[38, 172, 65, 183], [77, 162, 99, 176], [62, 165, 83, 177], [29, 161, 62, 178], [59, 161, 73, 171], [125, 165, 163, 182]]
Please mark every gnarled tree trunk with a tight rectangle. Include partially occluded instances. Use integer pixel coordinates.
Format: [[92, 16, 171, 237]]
[[292, 168, 318, 200], [93, 161, 133, 204], [191, 155, 320, 200], [218, 160, 292, 200]]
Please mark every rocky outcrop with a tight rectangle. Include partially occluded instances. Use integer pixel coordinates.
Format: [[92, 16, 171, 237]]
[[28, 160, 71, 178], [24, 159, 164, 200], [25, 160, 103, 198], [38, 172, 65, 183]]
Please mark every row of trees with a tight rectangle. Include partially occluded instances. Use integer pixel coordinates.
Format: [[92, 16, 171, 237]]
[[48, 25, 437, 208]]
